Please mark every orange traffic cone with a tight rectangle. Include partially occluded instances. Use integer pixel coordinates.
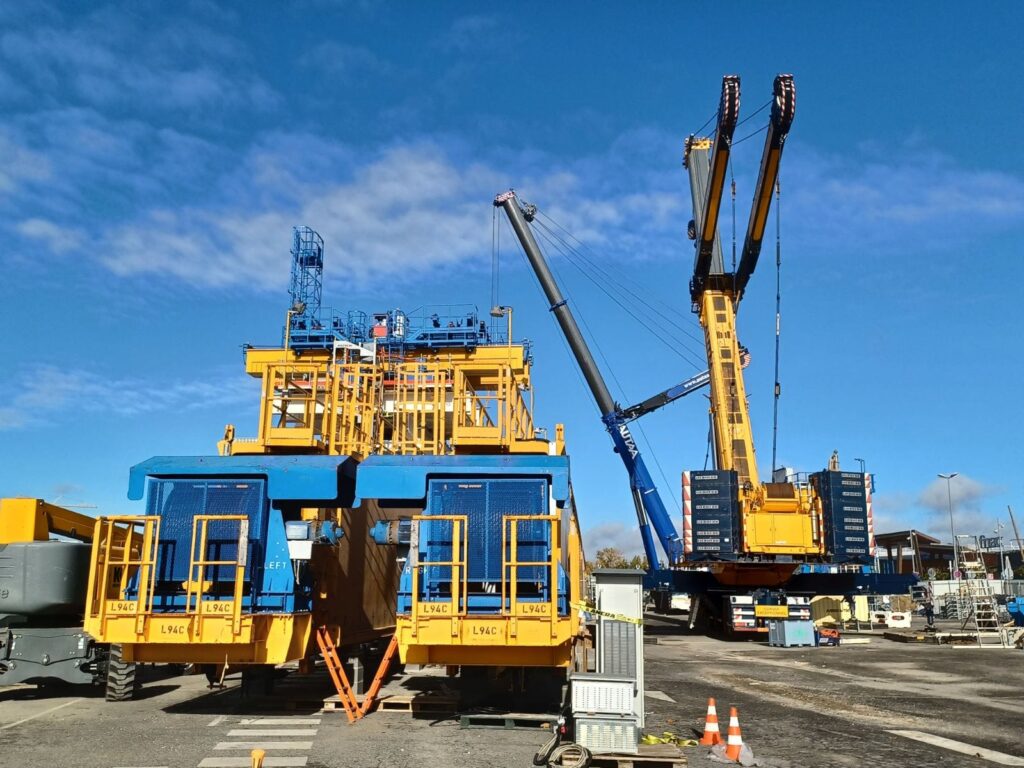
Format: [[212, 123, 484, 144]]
[[699, 697, 722, 745], [724, 706, 744, 762]]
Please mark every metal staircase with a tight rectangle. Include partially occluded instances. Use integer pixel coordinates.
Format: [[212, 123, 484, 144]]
[[956, 540, 1006, 647]]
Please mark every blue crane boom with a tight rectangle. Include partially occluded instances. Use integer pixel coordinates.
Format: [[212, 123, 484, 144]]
[[619, 349, 749, 422], [495, 190, 683, 578]]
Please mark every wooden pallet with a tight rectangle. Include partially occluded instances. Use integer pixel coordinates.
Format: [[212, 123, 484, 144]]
[[373, 693, 459, 714], [459, 711, 555, 730], [557, 744, 686, 768]]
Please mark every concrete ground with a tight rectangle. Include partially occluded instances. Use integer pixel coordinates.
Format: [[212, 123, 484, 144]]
[[1, 622, 1022, 768]]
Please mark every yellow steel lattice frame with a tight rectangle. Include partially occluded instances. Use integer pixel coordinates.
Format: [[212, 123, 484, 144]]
[[185, 514, 248, 636], [259, 363, 329, 449], [85, 515, 160, 637], [235, 344, 551, 457], [328, 363, 380, 458], [502, 514, 560, 636], [700, 290, 758, 488], [409, 515, 468, 637], [390, 364, 450, 455]]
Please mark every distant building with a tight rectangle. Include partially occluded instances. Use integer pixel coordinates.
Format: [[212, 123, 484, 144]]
[[875, 530, 1022, 577]]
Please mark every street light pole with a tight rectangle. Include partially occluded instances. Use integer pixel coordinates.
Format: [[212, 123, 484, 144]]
[[938, 473, 959, 578]]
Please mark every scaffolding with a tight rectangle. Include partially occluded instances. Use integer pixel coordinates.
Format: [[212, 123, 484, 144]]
[[228, 341, 554, 460]]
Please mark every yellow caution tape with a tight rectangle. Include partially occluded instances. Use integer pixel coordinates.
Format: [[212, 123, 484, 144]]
[[641, 732, 698, 747], [571, 601, 643, 625]]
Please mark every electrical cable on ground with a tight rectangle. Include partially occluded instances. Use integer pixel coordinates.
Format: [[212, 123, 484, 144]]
[[547, 743, 591, 768]]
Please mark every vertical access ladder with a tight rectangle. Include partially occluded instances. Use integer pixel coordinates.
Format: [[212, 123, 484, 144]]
[[956, 539, 1006, 647]]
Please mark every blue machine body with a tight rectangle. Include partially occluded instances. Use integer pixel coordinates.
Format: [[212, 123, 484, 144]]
[[1007, 596, 1024, 627], [355, 455, 572, 616], [125, 455, 355, 615]]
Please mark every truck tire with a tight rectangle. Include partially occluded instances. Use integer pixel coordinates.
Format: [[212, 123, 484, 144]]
[[105, 645, 138, 701]]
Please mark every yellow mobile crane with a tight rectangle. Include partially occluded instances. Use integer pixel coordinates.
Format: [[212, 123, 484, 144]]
[[502, 74, 911, 635], [683, 74, 819, 564], [679, 75, 893, 631]]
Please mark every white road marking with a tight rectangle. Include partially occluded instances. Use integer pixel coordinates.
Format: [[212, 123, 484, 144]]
[[887, 730, 1024, 766], [225, 729, 317, 737], [207, 715, 227, 727], [0, 698, 81, 730], [645, 689, 676, 703], [213, 742, 313, 751], [199, 759, 307, 768], [238, 718, 321, 725]]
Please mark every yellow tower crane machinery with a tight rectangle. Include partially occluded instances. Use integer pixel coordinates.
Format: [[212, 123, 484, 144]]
[[82, 223, 585, 703]]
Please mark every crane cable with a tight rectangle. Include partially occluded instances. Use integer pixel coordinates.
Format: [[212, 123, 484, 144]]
[[501, 217, 596, 411], [491, 206, 500, 311], [531, 223, 707, 369], [770, 178, 782, 474], [547, 233, 685, 518], [519, 222, 684, 518], [533, 212, 704, 347]]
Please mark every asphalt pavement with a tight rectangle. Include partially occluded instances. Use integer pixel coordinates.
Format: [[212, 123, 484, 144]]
[[2, 624, 1022, 768]]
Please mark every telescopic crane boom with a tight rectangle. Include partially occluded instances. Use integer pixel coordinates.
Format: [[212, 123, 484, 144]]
[[684, 73, 822, 558], [495, 190, 683, 574], [687, 75, 740, 302], [735, 74, 795, 295]]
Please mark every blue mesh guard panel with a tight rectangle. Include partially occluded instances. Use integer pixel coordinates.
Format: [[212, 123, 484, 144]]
[[147, 479, 267, 585], [425, 479, 548, 585]]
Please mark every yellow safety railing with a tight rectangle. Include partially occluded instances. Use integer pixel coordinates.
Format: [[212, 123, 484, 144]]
[[260, 363, 328, 448], [410, 515, 468, 633], [186, 514, 248, 636], [502, 515, 560, 631], [86, 516, 160, 636]]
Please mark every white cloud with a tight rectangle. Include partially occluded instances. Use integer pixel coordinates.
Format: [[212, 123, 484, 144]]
[[99, 141, 669, 291], [0, 9, 277, 112], [0, 364, 259, 432], [582, 521, 645, 559], [298, 41, 389, 80], [0, 131, 52, 195], [438, 15, 504, 53], [16, 218, 84, 253], [916, 473, 999, 540], [870, 491, 915, 535], [782, 146, 1024, 253]]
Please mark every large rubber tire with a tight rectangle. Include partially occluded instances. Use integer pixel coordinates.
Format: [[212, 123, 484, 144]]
[[105, 645, 138, 702]]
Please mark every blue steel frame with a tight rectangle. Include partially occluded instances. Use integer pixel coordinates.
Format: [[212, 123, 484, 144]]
[[356, 455, 572, 616], [126, 456, 356, 614]]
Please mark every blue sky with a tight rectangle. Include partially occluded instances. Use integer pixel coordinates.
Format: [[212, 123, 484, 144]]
[[2, 2, 1023, 554]]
